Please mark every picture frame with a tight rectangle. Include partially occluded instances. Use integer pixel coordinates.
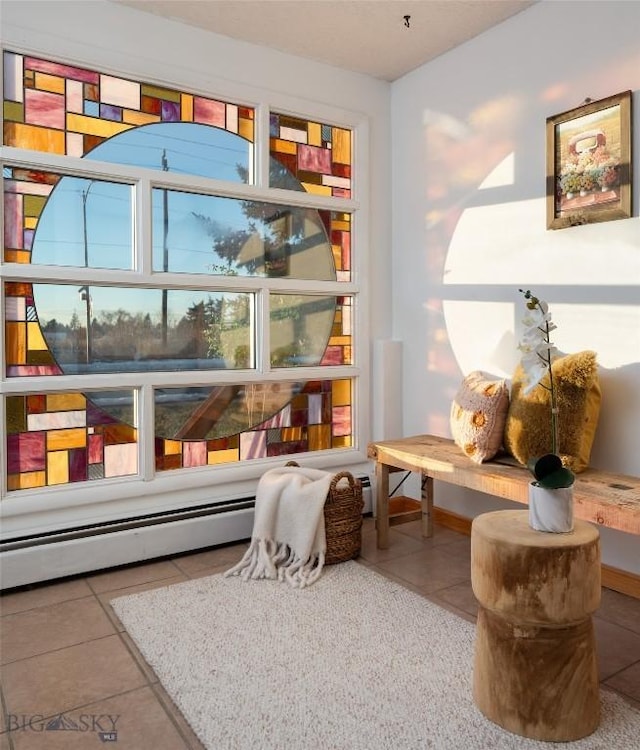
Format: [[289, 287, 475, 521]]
[[546, 90, 632, 229]]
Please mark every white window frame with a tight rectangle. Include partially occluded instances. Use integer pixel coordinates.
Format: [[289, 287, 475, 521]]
[[0, 49, 371, 539]]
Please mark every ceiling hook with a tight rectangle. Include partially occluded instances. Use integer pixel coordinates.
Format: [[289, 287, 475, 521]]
[[404, 15, 411, 28]]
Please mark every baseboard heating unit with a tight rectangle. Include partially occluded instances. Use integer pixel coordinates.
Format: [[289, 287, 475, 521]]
[[0, 475, 372, 590]]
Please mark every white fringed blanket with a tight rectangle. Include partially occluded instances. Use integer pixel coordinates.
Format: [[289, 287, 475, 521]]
[[225, 466, 333, 588]]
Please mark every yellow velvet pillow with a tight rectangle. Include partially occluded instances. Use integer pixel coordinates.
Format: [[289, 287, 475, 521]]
[[504, 350, 601, 473], [450, 371, 510, 463]]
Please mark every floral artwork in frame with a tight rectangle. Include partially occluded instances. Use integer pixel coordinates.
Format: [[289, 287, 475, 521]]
[[546, 90, 632, 229]]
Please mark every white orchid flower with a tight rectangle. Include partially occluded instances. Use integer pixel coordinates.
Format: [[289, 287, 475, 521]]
[[516, 289, 566, 467], [523, 365, 548, 394], [522, 309, 544, 328], [522, 308, 556, 332]]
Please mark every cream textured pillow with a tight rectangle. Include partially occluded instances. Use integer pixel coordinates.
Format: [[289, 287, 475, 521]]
[[503, 350, 601, 473], [450, 371, 510, 463]]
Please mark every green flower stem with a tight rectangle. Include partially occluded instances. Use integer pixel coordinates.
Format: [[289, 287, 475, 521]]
[[533, 319, 559, 456], [545, 320, 559, 456]]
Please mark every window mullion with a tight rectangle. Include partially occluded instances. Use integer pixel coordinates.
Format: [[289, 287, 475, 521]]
[[255, 103, 271, 189], [257, 288, 270, 373], [137, 177, 153, 275], [139, 384, 155, 481]]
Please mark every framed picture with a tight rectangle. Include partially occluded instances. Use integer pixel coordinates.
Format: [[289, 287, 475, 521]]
[[546, 90, 632, 229]]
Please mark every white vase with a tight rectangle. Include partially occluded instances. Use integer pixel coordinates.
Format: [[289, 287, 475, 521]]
[[528, 483, 574, 533]]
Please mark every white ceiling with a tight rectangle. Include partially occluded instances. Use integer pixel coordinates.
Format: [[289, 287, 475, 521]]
[[114, 0, 537, 81]]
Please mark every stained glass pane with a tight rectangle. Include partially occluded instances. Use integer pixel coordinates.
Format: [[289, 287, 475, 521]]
[[154, 378, 353, 468], [270, 295, 352, 367], [3, 167, 57, 264], [5, 390, 138, 490], [5, 283, 253, 377], [3, 51, 255, 170], [270, 112, 351, 197]]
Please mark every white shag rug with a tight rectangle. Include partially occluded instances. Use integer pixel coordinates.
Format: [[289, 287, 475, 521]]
[[111, 562, 640, 750]]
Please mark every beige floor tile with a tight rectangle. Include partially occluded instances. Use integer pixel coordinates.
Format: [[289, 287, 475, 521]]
[[594, 617, 640, 681], [604, 660, 640, 703], [171, 543, 247, 576], [118, 632, 160, 685], [98, 575, 189, 632], [436, 537, 471, 561], [361, 516, 375, 531], [395, 519, 470, 547], [431, 580, 479, 619], [86, 560, 183, 594], [151, 682, 207, 750], [0, 731, 10, 750], [1, 635, 147, 718], [424, 592, 477, 625], [8, 686, 191, 750], [0, 578, 93, 617], [376, 545, 471, 593], [359, 526, 426, 563], [364, 563, 430, 597], [599, 586, 640, 634], [1, 596, 116, 664]]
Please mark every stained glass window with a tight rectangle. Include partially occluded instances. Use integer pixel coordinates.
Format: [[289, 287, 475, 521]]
[[154, 379, 352, 470], [3, 52, 254, 160], [6, 391, 137, 490], [270, 112, 351, 198], [2, 51, 357, 493]]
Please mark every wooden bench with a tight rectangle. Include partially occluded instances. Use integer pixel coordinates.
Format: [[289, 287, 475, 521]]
[[367, 434, 640, 596]]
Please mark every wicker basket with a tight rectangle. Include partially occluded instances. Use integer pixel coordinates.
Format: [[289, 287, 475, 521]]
[[285, 463, 364, 565], [324, 471, 364, 565]]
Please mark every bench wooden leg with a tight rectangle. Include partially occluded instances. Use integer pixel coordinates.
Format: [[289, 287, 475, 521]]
[[375, 462, 390, 549], [421, 473, 433, 538]]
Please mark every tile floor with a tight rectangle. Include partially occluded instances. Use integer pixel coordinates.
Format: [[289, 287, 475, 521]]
[[1, 517, 639, 749]]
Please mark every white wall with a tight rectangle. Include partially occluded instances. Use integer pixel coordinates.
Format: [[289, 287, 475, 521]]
[[391, 0, 640, 573]]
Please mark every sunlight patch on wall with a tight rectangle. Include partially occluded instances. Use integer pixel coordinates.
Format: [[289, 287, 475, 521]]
[[550, 304, 640, 369], [442, 301, 515, 378], [478, 153, 514, 190], [442, 190, 639, 376], [444, 197, 640, 286]]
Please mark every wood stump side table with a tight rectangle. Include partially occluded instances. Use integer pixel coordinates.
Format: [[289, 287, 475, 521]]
[[471, 510, 601, 742]]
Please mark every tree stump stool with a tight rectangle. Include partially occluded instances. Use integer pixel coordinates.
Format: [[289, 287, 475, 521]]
[[471, 509, 601, 742]]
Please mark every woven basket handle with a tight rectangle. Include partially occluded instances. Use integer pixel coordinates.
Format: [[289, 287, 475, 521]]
[[328, 470, 356, 499]]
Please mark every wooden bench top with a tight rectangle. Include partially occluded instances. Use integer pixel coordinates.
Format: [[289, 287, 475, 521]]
[[367, 434, 640, 537]]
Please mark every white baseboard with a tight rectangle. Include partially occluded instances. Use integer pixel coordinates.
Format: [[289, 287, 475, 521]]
[[1, 507, 254, 590], [1, 477, 372, 590]]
